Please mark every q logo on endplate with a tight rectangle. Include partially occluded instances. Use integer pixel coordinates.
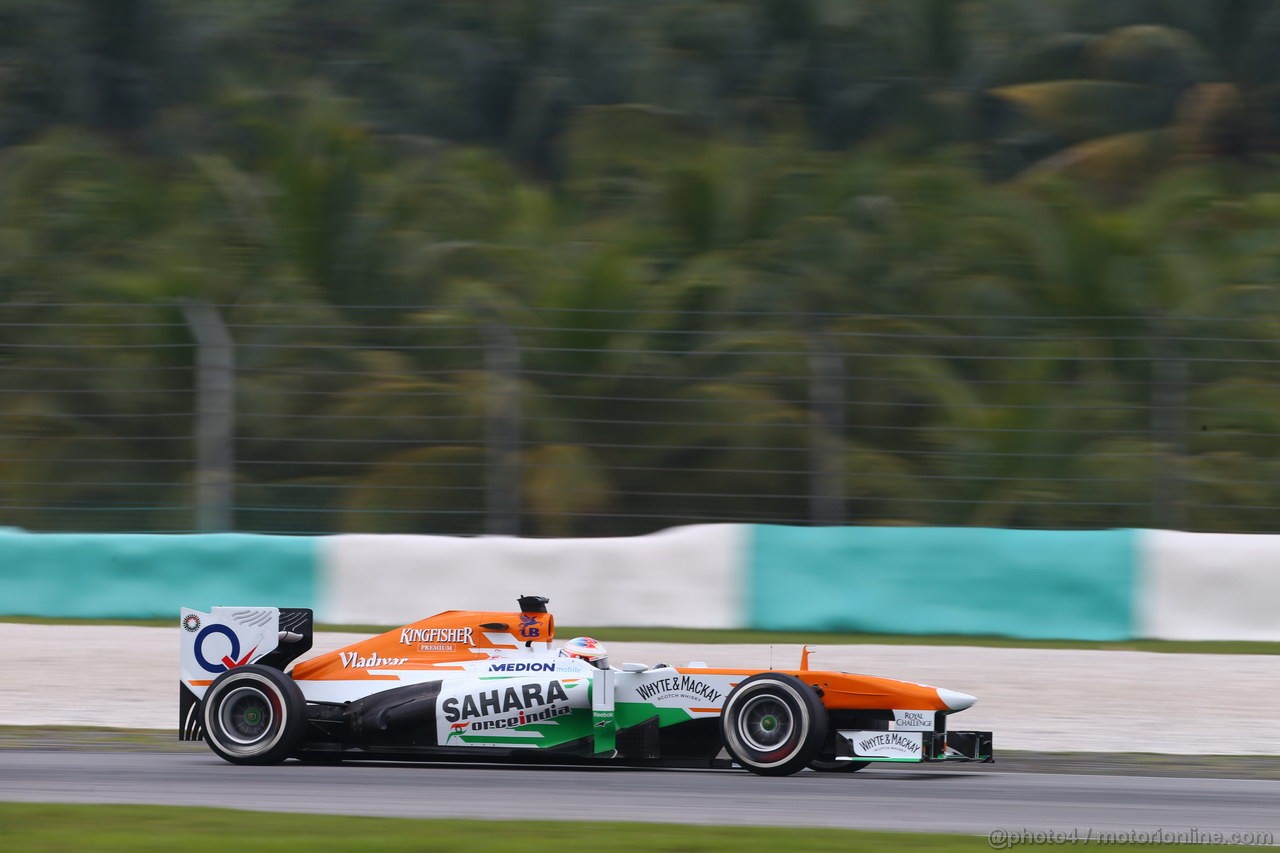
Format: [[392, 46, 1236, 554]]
[[193, 624, 256, 673]]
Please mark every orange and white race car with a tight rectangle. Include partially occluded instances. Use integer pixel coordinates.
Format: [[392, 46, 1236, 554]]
[[179, 596, 993, 776]]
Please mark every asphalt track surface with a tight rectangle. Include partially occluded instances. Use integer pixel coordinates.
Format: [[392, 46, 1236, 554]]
[[3, 751, 1279, 837]]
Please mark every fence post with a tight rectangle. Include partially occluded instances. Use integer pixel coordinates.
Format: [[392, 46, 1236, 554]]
[[1148, 316, 1187, 530], [807, 320, 846, 525], [481, 313, 522, 535], [181, 301, 235, 532]]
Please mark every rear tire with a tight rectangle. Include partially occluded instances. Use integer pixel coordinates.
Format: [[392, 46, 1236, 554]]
[[202, 665, 306, 765], [720, 673, 827, 776]]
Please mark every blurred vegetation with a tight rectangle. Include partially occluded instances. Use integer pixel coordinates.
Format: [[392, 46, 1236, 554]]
[[0, 0, 1278, 535]]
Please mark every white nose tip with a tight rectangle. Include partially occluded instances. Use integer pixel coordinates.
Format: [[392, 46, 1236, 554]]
[[937, 688, 977, 711]]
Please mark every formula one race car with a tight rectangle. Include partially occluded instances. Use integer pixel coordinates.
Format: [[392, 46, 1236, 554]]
[[179, 596, 993, 776]]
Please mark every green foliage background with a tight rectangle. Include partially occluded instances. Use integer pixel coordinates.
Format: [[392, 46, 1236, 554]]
[[0, 0, 1277, 535]]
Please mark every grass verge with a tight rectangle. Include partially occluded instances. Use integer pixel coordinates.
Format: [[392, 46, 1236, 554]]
[[2, 615, 1277, 654], [0, 804, 1257, 852]]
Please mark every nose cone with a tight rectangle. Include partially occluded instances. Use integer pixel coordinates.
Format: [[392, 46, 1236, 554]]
[[937, 688, 977, 711]]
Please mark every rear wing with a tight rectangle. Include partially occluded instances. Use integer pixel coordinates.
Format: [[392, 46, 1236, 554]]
[[178, 606, 313, 740]]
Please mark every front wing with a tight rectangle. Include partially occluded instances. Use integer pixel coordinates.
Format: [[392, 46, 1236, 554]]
[[831, 728, 994, 764]]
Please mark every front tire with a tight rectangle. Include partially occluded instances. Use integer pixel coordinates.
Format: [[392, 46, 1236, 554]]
[[720, 673, 827, 776], [202, 665, 306, 765]]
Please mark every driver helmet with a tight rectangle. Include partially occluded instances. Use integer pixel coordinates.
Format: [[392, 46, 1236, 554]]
[[559, 636, 609, 670]]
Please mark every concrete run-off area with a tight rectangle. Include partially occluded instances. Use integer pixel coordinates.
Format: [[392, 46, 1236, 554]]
[[2, 623, 1276, 755]]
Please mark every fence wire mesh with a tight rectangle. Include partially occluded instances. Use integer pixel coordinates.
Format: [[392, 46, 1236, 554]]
[[0, 302, 1276, 536]]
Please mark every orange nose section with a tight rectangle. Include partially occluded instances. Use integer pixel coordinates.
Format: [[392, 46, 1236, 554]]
[[813, 672, 959, 712]]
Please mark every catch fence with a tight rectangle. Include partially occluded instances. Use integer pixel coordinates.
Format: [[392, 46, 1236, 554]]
[[0, 302, 1275, 536]]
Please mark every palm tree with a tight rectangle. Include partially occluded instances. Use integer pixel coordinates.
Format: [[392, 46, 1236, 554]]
[[983, 2, 1280, 194]]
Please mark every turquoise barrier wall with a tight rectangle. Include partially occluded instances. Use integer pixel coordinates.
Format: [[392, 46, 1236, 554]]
[[748, 525, 1139, 640], [1, 526, 1142, 637], [0, 532, 318, 618]]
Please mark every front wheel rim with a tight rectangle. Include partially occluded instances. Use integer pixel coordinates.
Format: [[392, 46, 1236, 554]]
[[737, 694, 795, 753]]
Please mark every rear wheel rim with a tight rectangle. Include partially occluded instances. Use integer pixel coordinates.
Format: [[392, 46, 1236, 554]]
[[217, 685, 279, 748]]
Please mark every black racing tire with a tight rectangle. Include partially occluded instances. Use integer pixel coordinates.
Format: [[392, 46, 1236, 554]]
[[720, 673, 828, 777], [201, 665, 306, 765], [809, 758, 871, 773]]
